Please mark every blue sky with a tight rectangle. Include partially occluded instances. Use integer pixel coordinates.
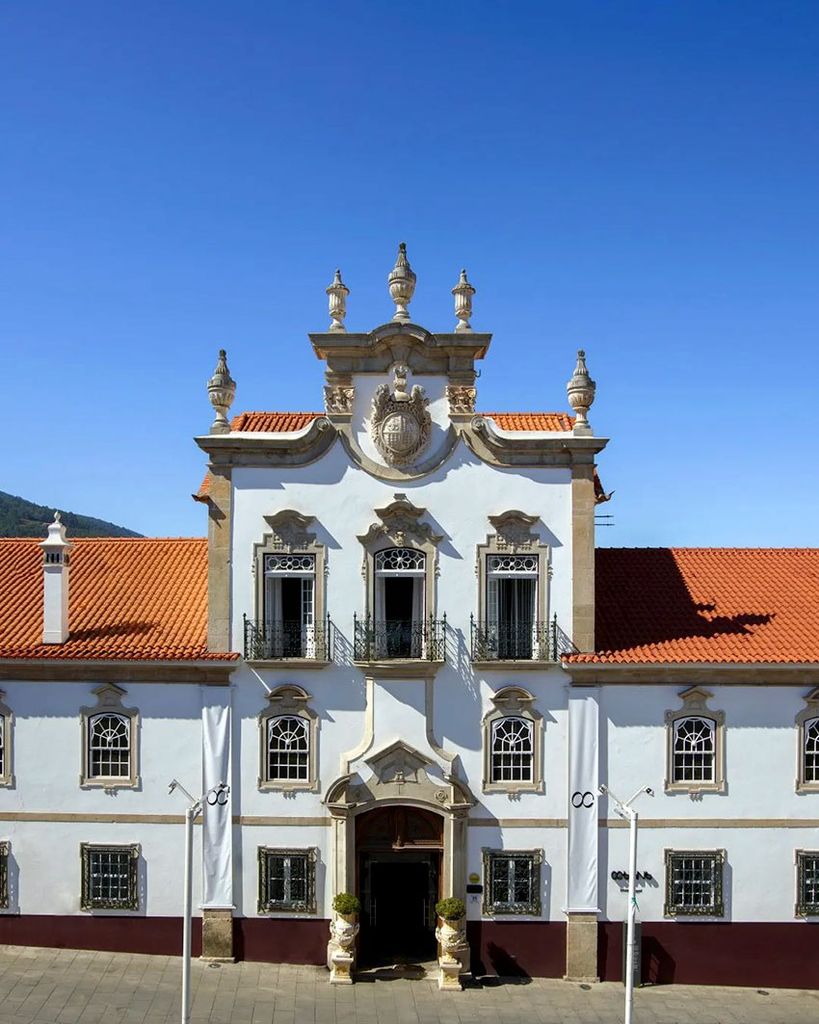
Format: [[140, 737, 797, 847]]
[[1, 2, 817, 545]]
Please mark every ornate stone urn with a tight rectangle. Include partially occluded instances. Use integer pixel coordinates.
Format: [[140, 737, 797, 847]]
[[207, 349, 236, 434], [434, 897, 468, 991], [387, 242, 416, 322], [325, 269, 350, 332], [566, 349, 596, 435], [327, 893, 360, 984]]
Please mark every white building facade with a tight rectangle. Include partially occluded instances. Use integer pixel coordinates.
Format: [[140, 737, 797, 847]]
[[1, 247, 818, 988]]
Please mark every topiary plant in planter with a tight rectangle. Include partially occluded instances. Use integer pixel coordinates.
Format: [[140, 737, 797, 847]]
[[332, 892, 361, 916], [435, 897, 466, 921]]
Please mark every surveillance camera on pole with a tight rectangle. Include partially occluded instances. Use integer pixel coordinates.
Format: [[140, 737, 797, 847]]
[[599, 782, 653, 1024]]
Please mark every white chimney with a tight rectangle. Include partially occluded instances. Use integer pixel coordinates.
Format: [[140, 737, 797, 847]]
[[40, 512, 72, 644]]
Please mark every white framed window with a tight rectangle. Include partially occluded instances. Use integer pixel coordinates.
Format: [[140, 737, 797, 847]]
[[264, 553, 316, 658], [88, 713, 131, 779], [796, 690, 819, 792], [0, 691, 13, 787], [373, 547, 426, 658], [482, 687, 543, 794], [250, 511, 328, 663], [474, 512, 551, 663], [267, 715, 309, 782], [796, 850, 819, 917], [482, 848, 542, 916], [80, 843, 139, 911], [672, 717, 715, 784], [664, 687, 725, 794], [257, 685, 319, 792], [80, 685, 139, 789], [258, 847, 317, 914], [664, 849, 724, 917], [490, 717, 533, 784]]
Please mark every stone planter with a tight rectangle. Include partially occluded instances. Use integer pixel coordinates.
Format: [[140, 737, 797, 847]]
[[434, 916, 468, 991], [327, 910, 359, 984]]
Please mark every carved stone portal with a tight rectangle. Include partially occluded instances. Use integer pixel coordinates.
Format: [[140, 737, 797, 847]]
[[370, 365, 431, 466]]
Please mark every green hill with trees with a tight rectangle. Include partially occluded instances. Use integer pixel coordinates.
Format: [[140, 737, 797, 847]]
[[0, 490, 142, 538]]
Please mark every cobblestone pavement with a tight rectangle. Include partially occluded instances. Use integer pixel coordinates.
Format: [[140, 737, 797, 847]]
[[0, 946, 818, 1024]]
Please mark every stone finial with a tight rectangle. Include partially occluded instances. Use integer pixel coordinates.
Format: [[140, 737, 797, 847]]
[[388, 242, 416, 323], [207, 349, 236, 435], [40, 510, 71, 552], [566, 349, 596, 435], [326, 269, 350, 332], [451, 269, 475, 332]]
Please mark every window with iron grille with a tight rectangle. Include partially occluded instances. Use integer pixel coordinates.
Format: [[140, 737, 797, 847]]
[[796, 851, 819, 916], [672, 717, 715, 784], [483, 849, 542, 915], [266, 716, 309, 782], [0, 841, 8, 909], [80, 844, 139, 911], [88, 713, 131, 779], [490, 717, 533, 784], [664, 850, 724, 917], [258, 848, 316, 914], [804, 720, 819, 784]]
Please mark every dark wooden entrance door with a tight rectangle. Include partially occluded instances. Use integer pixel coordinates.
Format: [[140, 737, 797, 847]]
[[355, 806, 443, 967]]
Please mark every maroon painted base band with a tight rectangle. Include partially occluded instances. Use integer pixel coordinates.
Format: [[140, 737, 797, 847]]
[[467, 920, 566, 978], [599, 921, 819, 989], [3, 915, 819, 989]]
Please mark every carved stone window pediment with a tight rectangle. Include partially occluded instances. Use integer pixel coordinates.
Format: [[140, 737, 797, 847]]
[[79, 684, 139, 791], [664, 686, 725, 795]]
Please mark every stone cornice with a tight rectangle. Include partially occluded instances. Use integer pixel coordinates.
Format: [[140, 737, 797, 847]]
[[310, 322, 492, 371], [0, 659, 235, 684], [563, 661, 819, 685]]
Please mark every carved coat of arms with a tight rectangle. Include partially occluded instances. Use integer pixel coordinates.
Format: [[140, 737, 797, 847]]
[[370, 364, 431, 466]]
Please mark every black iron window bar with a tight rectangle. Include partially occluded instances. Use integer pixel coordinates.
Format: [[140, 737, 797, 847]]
[[243, 615, 332, 661], [470, 614, 578, 661], [353, 614, 447, 661]]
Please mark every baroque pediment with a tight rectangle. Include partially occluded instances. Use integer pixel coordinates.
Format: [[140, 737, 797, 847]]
[[357, 493, 443, 548]]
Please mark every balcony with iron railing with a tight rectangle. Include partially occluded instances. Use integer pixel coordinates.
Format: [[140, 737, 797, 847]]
[[243, 615, 333, 666], [470, 614, 577, 665], [353, 614, 446, 675]]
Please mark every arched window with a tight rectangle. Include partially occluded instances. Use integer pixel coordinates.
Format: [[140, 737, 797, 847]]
[[490, 717, 534, 784], [258, 687, 319, 792], [672, 717, 715, 784], [267, 715, 310, 782], [804, 719, 819, 784], [88, 713, 131, 779]]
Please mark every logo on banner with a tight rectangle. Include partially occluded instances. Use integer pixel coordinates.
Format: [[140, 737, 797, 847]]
[[571, 790, 595, 809]]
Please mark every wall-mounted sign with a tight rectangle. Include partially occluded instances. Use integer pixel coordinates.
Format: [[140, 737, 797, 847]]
[[466, 883, 483, 894]]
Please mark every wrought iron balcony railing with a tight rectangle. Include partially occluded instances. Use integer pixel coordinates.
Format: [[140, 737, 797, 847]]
[[243, 615, 332, 661], [470, 614, 577, 662], [353, 614, 447, 662]]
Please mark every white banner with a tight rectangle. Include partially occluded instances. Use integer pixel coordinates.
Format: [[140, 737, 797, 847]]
[[201, 691, 233, 909], [566, 687, 599, 912]]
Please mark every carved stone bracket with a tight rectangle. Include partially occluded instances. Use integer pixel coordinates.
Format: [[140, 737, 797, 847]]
[[446, 384, 476, 415]]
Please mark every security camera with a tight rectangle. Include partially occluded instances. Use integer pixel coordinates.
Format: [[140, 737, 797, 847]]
[[645, 787, 655, 797], [598, 784, 608, 795]]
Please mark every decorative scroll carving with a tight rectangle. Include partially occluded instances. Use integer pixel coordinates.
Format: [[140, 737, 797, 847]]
[[357, 494, 443, 549], [446, 385, 476, 415], [487, 511, 539, 551], [261, 510, 317, 553], [370, 365, 431, 466], [324, 385, 354, 415]]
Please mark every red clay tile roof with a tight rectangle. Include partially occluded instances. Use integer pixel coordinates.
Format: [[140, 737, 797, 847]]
[[0, 538, 235, 662], [485, 412, 575, 432], [569, 548, 819, 665], [231, 412, 323, 432], [229, 411, 575, 432]]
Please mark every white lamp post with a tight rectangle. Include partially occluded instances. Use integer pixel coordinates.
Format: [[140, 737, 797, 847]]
[[599, 783, 653, 1024], [169, 779, 229, 1024]]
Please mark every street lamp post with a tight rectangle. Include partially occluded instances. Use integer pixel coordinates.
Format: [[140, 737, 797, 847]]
[[168, 779, 229, 1024], [599, 783, 653, 1024]]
